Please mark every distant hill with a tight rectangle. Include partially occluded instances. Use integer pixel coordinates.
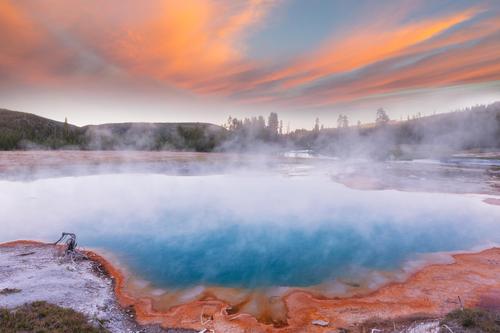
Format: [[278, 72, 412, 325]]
[[0, 109, 82, 150], [0, 109, 227, 151]]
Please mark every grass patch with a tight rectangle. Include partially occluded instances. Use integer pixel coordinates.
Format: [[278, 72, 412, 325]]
[[0, 301, 108, 333], [441, 308, 500, 332]]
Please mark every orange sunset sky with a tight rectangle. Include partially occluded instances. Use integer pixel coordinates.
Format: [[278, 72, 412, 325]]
[[1, 0, 499, 128]]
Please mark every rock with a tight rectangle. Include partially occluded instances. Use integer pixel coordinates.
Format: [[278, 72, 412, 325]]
[[312, 319, 329, 327], [0, 288, 21, 295]]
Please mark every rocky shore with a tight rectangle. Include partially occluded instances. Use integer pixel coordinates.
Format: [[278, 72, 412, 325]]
[[0, 241, 195, 333]]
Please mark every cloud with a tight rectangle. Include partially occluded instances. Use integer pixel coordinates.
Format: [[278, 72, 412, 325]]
[[279, 8, 479, 88], [86, 0, 278, 92], [0, 0, 122, 87], [0, 1, 48, 84], [0, 0, 276, 86], [0, 0, 499, 112], [293, 31, 500, 108], [228, 6, 500, 108]]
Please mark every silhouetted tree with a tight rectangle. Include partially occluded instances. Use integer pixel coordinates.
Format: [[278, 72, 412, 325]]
[[225, 116, 233, 130], [342, 115, 349, 128], [257, 115, 266, 129], [337, 115, 343, 128], [376, 108, 390, 125], [314, 117, 320, 132], [268, 112, 279, 136], [337, 114, 349, 128]]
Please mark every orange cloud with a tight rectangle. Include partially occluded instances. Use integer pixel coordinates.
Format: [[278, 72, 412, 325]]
[[0, 0, 120, 86], [214, 6, 492, 102], [102, 0, 275, 90], [292, 34, 500, 108], [0, 1, 46, 82], [244, 8, 479, 91], [229, 6, 500, 108], [0, 0, 275, 90]]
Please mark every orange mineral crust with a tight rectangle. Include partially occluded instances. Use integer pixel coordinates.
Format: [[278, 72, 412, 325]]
[[0, 240, 45, 247], [2, 240, 500, 332], [90, 247, 500, 332]]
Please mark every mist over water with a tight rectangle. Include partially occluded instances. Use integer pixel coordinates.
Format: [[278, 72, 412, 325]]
[[1, 163, 499, 290]]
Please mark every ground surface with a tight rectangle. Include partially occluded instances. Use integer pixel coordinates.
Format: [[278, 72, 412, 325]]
[[0, 242, 195, 333], [2, 244, 500, 332]]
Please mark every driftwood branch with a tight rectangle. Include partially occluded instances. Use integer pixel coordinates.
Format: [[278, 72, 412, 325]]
[[442, 324, 455, 333], [53, 232, 87, 261], [458, 296, 464, 311]]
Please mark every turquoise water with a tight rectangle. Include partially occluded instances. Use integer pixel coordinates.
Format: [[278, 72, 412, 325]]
[[1, 172, 499, 289], [89, 221, 476, 288]]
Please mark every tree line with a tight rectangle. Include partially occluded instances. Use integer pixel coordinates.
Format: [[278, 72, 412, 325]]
[[1, 101, 499, 157]]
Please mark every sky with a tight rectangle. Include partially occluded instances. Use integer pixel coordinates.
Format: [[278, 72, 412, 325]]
[[1, 0, 500, 129]]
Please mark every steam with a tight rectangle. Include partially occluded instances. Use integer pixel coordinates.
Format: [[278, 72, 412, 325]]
[[2, 153, 499, 324], [303, 102, 500, 159], [1, 164, 499, 288]]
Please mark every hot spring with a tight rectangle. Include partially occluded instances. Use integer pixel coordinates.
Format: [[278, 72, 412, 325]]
[[1, 160, 500, 323]]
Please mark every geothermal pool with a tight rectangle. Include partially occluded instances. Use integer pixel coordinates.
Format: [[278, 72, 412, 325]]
[[1, 154, 500, 322]]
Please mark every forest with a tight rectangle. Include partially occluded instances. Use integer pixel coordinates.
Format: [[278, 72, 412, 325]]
[[223, 102, 500, 158], [0, 110, 227, 152], [1, 101, 499, 158]]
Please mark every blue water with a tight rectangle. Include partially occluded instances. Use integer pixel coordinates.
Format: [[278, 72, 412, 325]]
[[87, 221, 475, 288], [1, 172, 499, 289]]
